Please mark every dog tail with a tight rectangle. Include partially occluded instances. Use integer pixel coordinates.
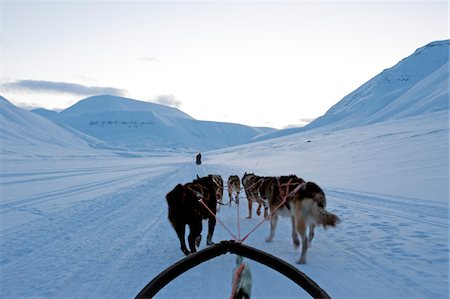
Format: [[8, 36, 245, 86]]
[[312, 203, 340, 228]]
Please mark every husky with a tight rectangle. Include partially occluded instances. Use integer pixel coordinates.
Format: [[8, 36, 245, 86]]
[[259, 175, 305, 247], [227, 175, 241, 205], [241, 172, 268, 219], [294, 182, 340, 264], [211, 174, 224, 211], [166, 175, 220, 255]]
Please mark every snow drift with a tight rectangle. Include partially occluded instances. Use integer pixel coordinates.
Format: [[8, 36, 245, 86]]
[[0, 96, 102, 158]]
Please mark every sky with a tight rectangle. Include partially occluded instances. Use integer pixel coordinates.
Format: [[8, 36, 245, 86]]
[[1, 0, 448, 129]]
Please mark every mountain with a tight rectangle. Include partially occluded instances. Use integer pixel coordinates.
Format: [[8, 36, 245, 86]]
[[58, 95, 193, 120], [254, 40, 449, 141], [31, 108, 59, 119], [308, 40, 449, 130], [0, 96, 102, 158], [52, 95, 275, 151]]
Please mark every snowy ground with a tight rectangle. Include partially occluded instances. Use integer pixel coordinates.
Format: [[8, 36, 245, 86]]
[[1, 111, 448, 299]]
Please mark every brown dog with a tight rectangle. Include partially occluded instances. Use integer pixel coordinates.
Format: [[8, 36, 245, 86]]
[[259, 175, 305, 247], [294, 182, 340, 264], [241, 172, 267, 219]]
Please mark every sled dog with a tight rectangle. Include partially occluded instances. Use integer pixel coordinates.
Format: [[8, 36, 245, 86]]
[[166, 175, 219, 255], [241, 172, 268, 219], [293, 182, 340, 264], [211, 174, 224, 210], [226, 175, 241, 206], [259, 175, 305, 247]]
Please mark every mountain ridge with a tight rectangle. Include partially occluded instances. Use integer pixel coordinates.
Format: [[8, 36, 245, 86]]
[[37, 95, 276, 151], [253, 39, 449, 141]]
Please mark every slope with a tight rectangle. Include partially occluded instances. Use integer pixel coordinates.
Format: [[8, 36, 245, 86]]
[[309, 40, 449, 131], [1, 107, 448, 298], [53, 95, 275, 151], [0, 96, 103, 158], [254, 39, 449, 141]]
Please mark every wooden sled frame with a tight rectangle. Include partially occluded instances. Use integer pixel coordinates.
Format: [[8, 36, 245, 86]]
[[136, 240, 331, 299]]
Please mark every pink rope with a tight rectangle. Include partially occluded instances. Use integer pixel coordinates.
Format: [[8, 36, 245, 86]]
[[237, 194, 241, 240], [196, 180, 305, 244], [240, 181, 305, 243], [198, 199, 238, 240]]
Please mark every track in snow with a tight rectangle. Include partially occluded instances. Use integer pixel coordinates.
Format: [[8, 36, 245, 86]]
[[1, 160, 448, 298]]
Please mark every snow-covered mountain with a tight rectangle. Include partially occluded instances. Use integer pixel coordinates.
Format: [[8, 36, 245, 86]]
[[254, 39, 449, 141], [310, 40, 449, 130], [31, 107, 59, 119], [0, 96, 103, 158], [48, 95, 275, 151]]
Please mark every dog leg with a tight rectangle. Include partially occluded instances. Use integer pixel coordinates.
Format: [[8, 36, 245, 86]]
[[291, 215, 300, 247], [263, 202, 269, 219], [175, 224, 190, 255], [188, 222, 202, 253], [247, 198, 253, 218], [235, 191, 240, 205], [265, 212, 278, 242], [296, 219, 308, 264], [256, 202, 262, 216], [308, 224, 315, 248], [206, 216, 216, 245]]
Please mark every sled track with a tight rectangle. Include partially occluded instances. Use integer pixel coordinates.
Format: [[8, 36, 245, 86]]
[[327, 188, 448, 229]]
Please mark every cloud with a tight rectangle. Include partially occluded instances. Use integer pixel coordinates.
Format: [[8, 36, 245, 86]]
[[282, 118, 316, 129], [140, 56, 160, 63], [2, 80, 126, 96], [154, 94, 181, 108]]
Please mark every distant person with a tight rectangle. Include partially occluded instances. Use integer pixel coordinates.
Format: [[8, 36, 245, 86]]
[[196, 153, 202, 165]]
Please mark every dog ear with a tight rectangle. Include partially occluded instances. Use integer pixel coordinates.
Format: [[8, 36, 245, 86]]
[[197, 175, 200, 179]]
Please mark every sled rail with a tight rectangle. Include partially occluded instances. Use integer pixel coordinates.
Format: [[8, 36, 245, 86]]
[[135, 240, 331, 299]]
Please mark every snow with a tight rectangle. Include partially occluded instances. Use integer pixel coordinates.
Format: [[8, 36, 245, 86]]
[[1, 40, 449, 298], [1, 108, 448, 298], [253, 39, 449, 142], [44, 95, 275, 152]]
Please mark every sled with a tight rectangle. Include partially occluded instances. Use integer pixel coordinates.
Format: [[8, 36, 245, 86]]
[[135, 240, 331, 299]]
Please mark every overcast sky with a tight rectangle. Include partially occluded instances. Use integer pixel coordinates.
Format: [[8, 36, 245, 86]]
[[1, 0, 448, 129]]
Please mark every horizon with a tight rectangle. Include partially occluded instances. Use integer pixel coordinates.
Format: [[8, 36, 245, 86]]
[[1, 1, 448, 129]]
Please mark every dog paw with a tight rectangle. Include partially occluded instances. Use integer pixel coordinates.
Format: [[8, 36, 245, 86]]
[[265, 236, 273, 242], [293, 238, 300, 248], [296, 256, 306, 264]]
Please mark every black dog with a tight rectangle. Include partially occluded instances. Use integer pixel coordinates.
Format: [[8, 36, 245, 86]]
[[166, 175, 220, 255]]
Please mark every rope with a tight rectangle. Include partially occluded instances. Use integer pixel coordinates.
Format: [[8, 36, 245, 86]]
[[237, 192, 241, 240], [230, 262, 246, 299], [240, 181, 305, 243], [187, 183, 238, 240], [190, 178, 305, 247], [217, 197, 238, 206], [198, 198, 238, 241]]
